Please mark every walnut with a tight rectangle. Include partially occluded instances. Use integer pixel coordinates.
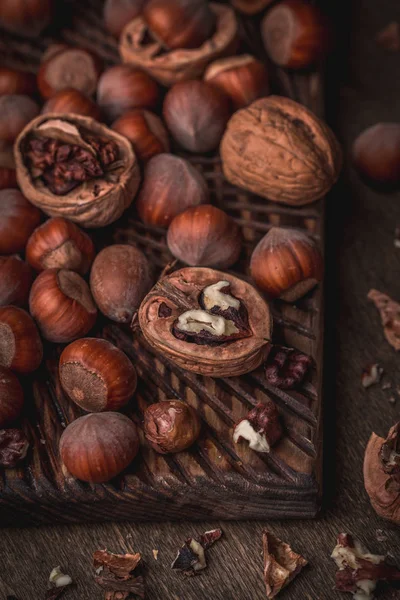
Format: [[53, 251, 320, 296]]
[[119, 4, 238, 87], [138, 268, 272, 377], [14, 114, 140, 228], [233, 401, 282, 453], [220, 95, 342, 206], [264, 345, 312, 389], [263, 530, 308, 598]]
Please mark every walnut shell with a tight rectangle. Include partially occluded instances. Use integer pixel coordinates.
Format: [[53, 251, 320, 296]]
[[220, 95, 342, 206], [138, 267, 272, 377], [119, 3, 238, 87], [14, 113, 140, 228]]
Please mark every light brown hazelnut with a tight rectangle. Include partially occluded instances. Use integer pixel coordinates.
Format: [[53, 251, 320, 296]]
[[0, 256, 33, 307], [0, 0, 53, 36], [0, 306, 43, 374], [112, 109, 169, 163], [41, 89, 102, 120], [0, 189, 42, 254], [0, 67, 36, 97], [352, 123, 400, 191], [104, 0, 147, 38], [144, 400, 201, 453]]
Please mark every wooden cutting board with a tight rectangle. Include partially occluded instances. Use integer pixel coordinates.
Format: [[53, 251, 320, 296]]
[[0, 0, 325, 526]]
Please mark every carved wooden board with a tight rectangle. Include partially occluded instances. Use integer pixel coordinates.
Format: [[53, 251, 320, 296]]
[[0, 0, 325, 525]]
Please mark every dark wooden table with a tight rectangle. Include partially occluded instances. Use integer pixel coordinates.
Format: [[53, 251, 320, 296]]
[[2, 0, 400, 598]]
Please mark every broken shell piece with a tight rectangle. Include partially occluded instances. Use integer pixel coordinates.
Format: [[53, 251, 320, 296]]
[[171, 528, 223, 576], [233, 401, 282, 454], [263, 530, 307, 599], [361, 364, 383, 389], [93, 549, 144, 599], [49, 567, 73, 588], [368, 289, 400, 351]]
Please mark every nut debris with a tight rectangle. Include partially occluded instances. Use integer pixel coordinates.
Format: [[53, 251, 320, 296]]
[[93, 549, 144, 599], [233, 401, 282, 454], [46, 567, 73, 599], [171, 528, 223, 576], [265, 345, 312, 390], [368, 289, 400, 350], [361, 364, 383, 388], [262, 530, 307, 598], [0, 429, 29, 468]]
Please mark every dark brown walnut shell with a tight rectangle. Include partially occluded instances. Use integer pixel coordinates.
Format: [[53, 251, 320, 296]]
[[119, 3, 238, 87], [138, 267, 272, 377], [14, 113, 140, 228], [221, 95, 342, 206]]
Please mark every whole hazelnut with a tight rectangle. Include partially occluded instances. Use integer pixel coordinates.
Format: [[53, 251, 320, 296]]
[[29, 268, 97, 343], [0, 95, 39, 144], [0, 0, 53, 36], [0, 366, 24, 427], [352, 123, 400, 191], [0, 306, 43, 374], [143, 0, 216, 50], [37, 47, 102, 100], [26, 217, 95, 275], [0, 256, 33, 307], [0, 168, 17, 190], [230, 0, 273, 14], [163, 80, 231, 153], [136, 153, 209, 227], [261, 0, 330, 69], [97, 65, 159, 121], [59, 338, 137, 412], [0, 67, 36, 97], [0, 189, 42, 254], [90, 244, 152, 323], [204, 55, 269, 110], [144, 400, 201, 454], [167, 204, 242, 268], [41, 89, 102, 121], [60, 412, 140, 483], [112, 109, 169, 163], [104, 0, 146, 38], [250, 227, 323, 301]]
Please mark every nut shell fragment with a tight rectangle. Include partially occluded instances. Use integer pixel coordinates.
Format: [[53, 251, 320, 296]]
[[368, 289, 400, 350], [263, 530, 307, 598]]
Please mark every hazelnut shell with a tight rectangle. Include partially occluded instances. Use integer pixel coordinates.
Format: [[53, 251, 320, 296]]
[[0, 0, 53, 36], [112, 109, 169, 163], [0, 67, 36, 96], [144, 400, 201, 453], [0, 306, 43, 374], [0, 189, 42, 254], [352, 123, 400, 190], [104, 0, 146, 38], [0, 256, 33, 307], [41, 89, 102, 120]]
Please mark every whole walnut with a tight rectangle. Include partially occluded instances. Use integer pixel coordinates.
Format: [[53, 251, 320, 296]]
[[220, 95, 342, 206]]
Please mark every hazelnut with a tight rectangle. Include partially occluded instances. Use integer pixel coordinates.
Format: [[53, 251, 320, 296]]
[[0, 256, 33, 307], [90, 244, 152, 323], [0, 306, 43, 374], [29, 268, 97, 343], [352, 123, 400, 191], [136, 153, 209, 227], [0, 168, 17, 190], [104, 0, 146, 38], [0, 95, 39, 145], [204, 55, 269, 110], [230, 0, 273, 14], [0, 366, 24, 427], [250, 227, 323, 301], [97, 65, 159, 121], [26, 217, 95, 275], [0, 0, 53, 36], [167, 205, 242, 268], [59, 338, 137, 413], [111, 109, 169, 163], [143, 400, 201, 453], [59, 412, 139, 483], [221, 96, 342, 206], [0, 67, 36, 97], [143, 0, 216, 50], [0, 189, 42, 254], [163, 80, 231, 153], [41, 89, 102, 121], [37, 46, 102, 100]]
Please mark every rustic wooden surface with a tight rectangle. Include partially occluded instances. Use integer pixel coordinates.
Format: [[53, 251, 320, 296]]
[[2, 0, 400, 598]]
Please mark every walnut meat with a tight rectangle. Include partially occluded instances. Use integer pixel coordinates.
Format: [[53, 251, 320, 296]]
[[14, 114, 140, 228], [220, 96, 342, 206], [138, 268, 272, 377], [119, 3, 238, 87]]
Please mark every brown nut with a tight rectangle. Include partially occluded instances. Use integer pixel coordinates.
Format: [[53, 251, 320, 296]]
[[90, 244, 152, 323], [60, 412, 139, 483], [0, 95, 39, 145], [97, 64, 159, 122], [250, 227, 323, 301], [0, 428, 29, 468], [352, 123, 400, 191], [0, 189, 42, 254], [26, 217, 95, 275], [264, 345, 312, 389], [0, 67, 36, 96], [104, 0, 147, 38], [144, 400, 201, 453], [0, 168, 17, 190], [0, 0, 53, 36], [221, 96, 342, 206], [29, 268, 97, 343], [143, 0, 216, 50], [261, 0, 330, 69], [163, 80, 231, 153], [137, 153, 209, 227], [0, 256, 33, 307], [0, 366, 24, 428], [0, 306, 43, 374], [230, 0, 273, 14], [37, 46, 102, 100], [167, 204, 242, 268], [59, 338, 137, 412], [119, 3, 238, 87], [41, 89, 102, 121], [14, 114, 140, 228], [233, 401, 282, 453], [138, 267, 272, 377], [112, 109, 169, 163], [204, 55, 269, 110]]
